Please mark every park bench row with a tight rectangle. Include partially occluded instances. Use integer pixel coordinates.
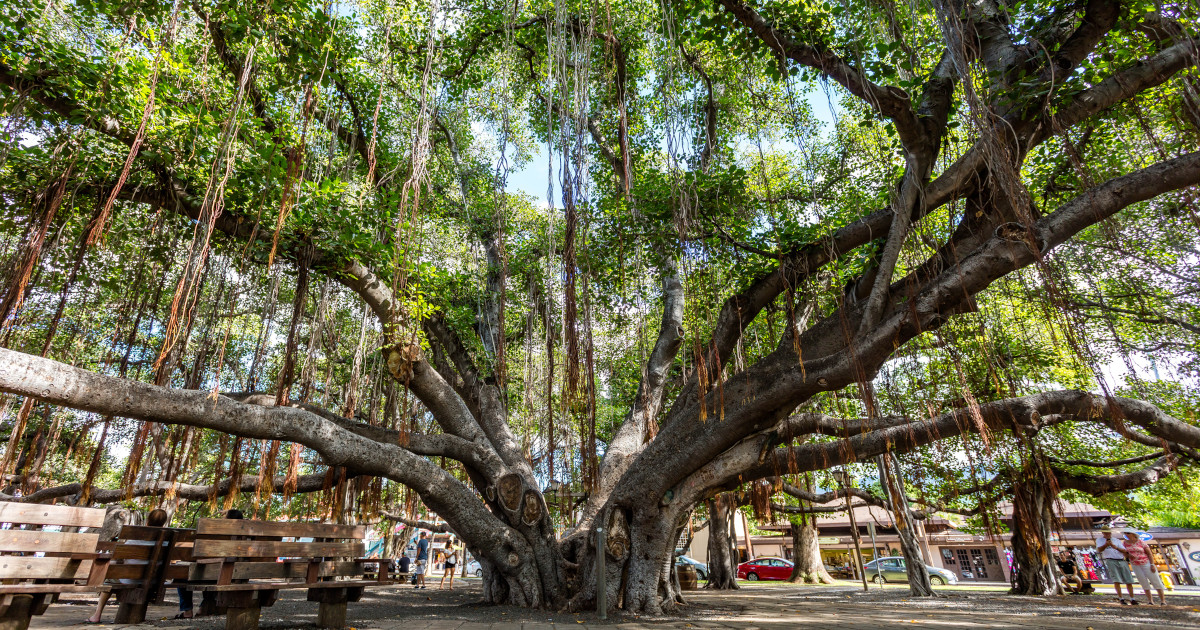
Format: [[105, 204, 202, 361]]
[[0, 503, 401, 630]]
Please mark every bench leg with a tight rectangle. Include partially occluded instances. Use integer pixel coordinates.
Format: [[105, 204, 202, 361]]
[[114, 602, 148, 624], [225, 606, 261, 630], [0, 595, 33, 630], [201, 592, 225, 616], [317, 602, 348, 629]]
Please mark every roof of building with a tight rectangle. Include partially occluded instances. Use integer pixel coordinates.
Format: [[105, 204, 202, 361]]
[[760, 499, 1144, 533], [1146, 526, 1200, 535]]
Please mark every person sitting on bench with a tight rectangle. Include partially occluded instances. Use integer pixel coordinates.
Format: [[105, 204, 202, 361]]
[[86, 508, 170, 623], [1057, 550, 1084, 594]]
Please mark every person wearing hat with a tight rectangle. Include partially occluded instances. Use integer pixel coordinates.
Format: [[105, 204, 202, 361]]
[[1123, 531, 1166, 605], [1096, 526, 1136, 605]]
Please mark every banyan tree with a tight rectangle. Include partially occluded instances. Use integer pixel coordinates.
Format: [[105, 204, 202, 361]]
[[2, 0, 1199, 613]]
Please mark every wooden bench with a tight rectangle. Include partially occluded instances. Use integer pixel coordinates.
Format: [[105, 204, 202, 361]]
[[101, 525, 194, 623], [363, 557, 408, 582], [182, 519, 393, 630], [0, 503, 110, 630]]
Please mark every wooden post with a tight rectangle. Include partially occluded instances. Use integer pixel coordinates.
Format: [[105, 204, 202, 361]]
[[867, 522, 882, 583], [310, 588, 350, 629], [835, 469, 869, 592], [225, 606, 261, 630], [596, 526, 607, 620], [845, 489, 868, 592], [0, 595, 33, 630], [317, 601, 348, 629], [114, 602, 148, 624]]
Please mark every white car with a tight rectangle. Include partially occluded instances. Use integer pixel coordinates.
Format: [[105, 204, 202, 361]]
[[466, 559, 483, 577]]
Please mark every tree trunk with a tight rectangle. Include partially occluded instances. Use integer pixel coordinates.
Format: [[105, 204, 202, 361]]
[[1008, 462, 1059, 596], [787, 517, 835, 584], [879, 453, 934, 596], [704, 497, 739, 590]]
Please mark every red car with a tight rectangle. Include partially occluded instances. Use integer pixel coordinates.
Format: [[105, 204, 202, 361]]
[[736, 557, 794, 581]]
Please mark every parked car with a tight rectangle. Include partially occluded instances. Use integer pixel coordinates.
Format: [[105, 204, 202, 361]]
[[862, 557, 958, 585], [466, 559, 483, 577], [675, 555, 708, 581], [736, 557, 794, 581]]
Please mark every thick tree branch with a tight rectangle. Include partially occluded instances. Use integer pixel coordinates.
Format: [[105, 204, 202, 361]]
[[0, 347, 543, 581], [1055, 456, 1181, 495], [715, 0, 923, 148], [1, 471, 348, 505], [379, 512, 454, 534], [576, 265, 685, 527], [1069, 300, 1200, 336], [1049, 451, 1166, 468]]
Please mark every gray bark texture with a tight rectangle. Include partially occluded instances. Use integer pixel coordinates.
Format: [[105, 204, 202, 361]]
[[0, 1, 1198, 616], [879, 454, 934, 597], [704, 497, 740, 590], [1008, 461, 1061, 596], [787, 517, 835, 584]]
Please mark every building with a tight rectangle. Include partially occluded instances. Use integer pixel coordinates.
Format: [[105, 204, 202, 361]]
[[739, 501, 1199, 585], [687, 509, 756, 565]]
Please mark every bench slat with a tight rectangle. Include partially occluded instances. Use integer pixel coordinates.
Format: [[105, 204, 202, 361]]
[[0, 584, 110, 594], [187, 580, 382, 592], [105, 560, 192, 581], [0, 556, 92, 580], [192, 540, 363, 559], [195, 519, 365, 540], [0, 503, 106, 529], [188, 560, 364, 582], [0, 530, 99, 554], [116, 526, 195, 542], [113, 544, 193, 562]]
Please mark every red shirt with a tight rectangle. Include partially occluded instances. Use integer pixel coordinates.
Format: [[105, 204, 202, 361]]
[[1124, 539, 1152, 566]]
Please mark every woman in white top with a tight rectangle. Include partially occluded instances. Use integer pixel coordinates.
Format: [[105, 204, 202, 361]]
[[439, 538, 459, 590]]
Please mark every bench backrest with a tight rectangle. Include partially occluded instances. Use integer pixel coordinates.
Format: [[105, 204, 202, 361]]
[[0, 502, 107, 583], [190, 519, 367, 584], [106, 526, 195, 582]]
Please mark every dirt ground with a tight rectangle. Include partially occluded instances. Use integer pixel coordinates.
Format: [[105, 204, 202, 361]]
[[32, 579, 1200, 629]]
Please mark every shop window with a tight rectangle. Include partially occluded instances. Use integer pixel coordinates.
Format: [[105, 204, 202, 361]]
[[942, 549, 955, 565], [984, 548, 999, 565], [956, 549, 972, 577]]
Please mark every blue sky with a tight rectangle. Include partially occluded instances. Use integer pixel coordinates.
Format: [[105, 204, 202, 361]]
[[503, 87, 841, 206]]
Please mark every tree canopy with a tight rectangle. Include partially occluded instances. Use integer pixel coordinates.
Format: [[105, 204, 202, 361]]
[[1, 0, 1198, 612]]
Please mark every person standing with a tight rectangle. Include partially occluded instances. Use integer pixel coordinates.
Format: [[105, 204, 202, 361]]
[[1096, 526, 1137, 605], [1123, 531, 1167, 605], [414, 531, 430, 589], [439, 538, 459, 590]]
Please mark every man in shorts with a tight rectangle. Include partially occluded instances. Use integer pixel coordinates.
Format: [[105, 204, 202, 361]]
[[414, 531, 430, 589], [1056, 550, 1084, 594], [1096, 526, 1137, 605]]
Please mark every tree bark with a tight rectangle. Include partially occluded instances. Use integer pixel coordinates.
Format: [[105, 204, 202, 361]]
[[879, 453, 934, 596], [704, 496, 740, 590], [787, 516, 835, 584], [1008, 461, 1059, 596]]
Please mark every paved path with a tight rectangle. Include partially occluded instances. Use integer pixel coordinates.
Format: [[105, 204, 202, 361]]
[[31, 580, 1200, 629]]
